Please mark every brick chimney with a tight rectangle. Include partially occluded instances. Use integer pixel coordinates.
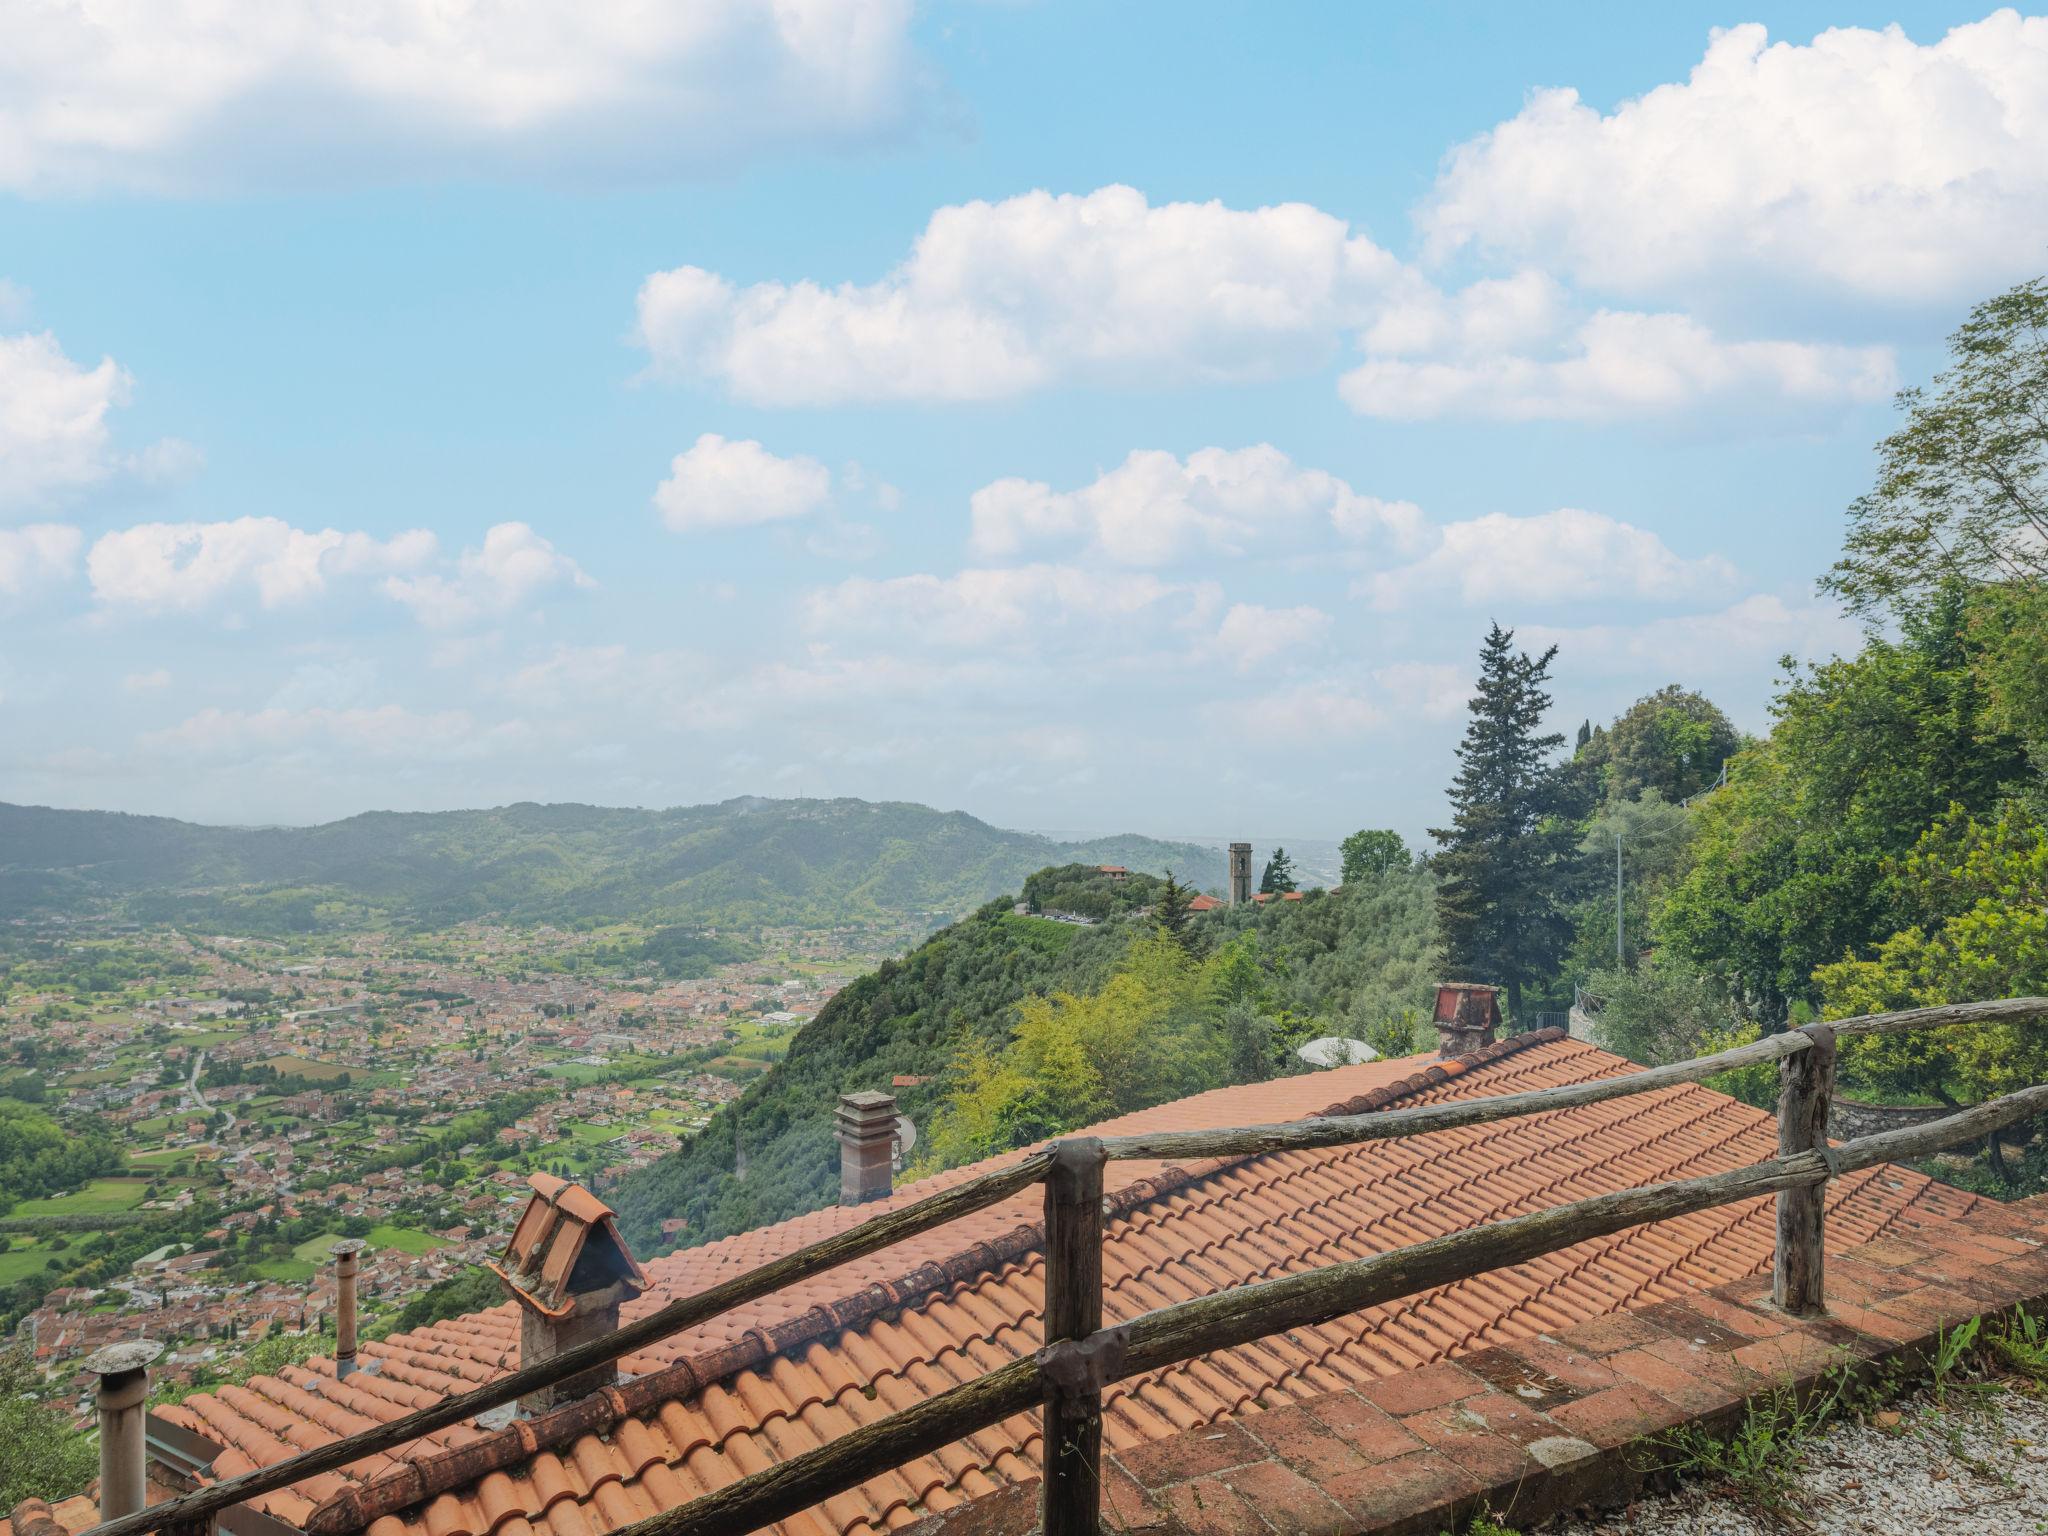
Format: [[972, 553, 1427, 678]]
[[490, 1174, 647, 1414], [837, 1090, 896, 1206], [1432, 983, 1501, 1058]]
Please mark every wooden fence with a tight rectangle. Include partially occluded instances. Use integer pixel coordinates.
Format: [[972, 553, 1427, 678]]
[[77, 997, 2048, 1536]]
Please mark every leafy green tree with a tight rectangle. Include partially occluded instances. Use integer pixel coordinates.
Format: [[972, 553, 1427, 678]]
[[1825, 275, 2048, 617], [1818, 803, 2048, 1100], [0, 1345, 95, 1509], [1657, 591, 2029, 1021], [1258, 849, 1298, 894], [1431, 624, 1577, 1021], [1580, 685, 1741, 803], [1339, 830, 1409, 885], [1361, 1009, 1424, 1061], [1568, 791, 1694, 976]]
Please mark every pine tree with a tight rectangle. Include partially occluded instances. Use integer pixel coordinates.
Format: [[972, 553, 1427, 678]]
[[1258, 848, 1298, 894], [1154, 870, 1196, 953], [1430, 623, 1577, 1023]]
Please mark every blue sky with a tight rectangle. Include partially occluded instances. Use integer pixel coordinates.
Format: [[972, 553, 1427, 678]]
[[1, 2, 2043, 844]]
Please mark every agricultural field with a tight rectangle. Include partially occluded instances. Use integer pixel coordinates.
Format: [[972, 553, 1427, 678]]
[[10, 1178, 154, 1217]]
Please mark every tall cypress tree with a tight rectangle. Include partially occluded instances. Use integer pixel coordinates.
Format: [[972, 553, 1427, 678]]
[[1430, 623, 1576, 1023], [1155, 870, 1196, 953]]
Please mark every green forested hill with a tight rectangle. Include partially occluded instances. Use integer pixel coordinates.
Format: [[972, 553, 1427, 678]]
[[0, 798, 1214, 931], [611, 862, 1439, 1253]]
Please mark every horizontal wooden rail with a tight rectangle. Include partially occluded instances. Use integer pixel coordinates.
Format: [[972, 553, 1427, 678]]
[[81, 1148, 1057, 1536], [1097, 998, 2048, 1164], [1115, 1080, 2048, 1377], [605, 1079, 2048, 1536], [73, 996, 2048, 1536]]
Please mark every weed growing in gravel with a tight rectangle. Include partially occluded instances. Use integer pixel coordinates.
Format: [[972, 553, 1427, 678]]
[[1444, 1512, 1523, 1536], [1990, 1304, 2048, 1385], [1930, 1314, 1986, 1408], [1646, 1367, 1855, 1518]]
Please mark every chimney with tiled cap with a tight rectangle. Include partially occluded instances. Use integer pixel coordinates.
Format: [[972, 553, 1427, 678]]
[[489, 1174, 647, 1413], [1432, 982, 1501, 1058], [837, 1090, 896, 1206]]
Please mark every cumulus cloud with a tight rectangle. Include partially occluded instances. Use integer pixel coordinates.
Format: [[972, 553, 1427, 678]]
[[1520, 594, 1860, 677], [804, 563, 1218, 650], [0, 522, 81, 596], [654, 433, 832, 533], [969, 444, 1426, 566], [1420, 12, 2048, 302], [637, 185, 1408, 405], [1364, 508, 1737, 609], [1239, 683, 1387, 740], [1341, 308, 1895, 421], [1, 332, 130, 506], [0, 0, 926, 195], [87, 517, 435, 612], [1207, 603, 1332, 671], [382, 521, 593, 629]]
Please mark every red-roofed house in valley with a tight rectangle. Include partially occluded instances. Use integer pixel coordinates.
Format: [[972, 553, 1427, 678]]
[[11, 1031, 2038, 1536]]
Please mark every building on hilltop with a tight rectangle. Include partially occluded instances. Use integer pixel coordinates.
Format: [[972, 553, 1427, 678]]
[[7, 1030, 2004, 1536]]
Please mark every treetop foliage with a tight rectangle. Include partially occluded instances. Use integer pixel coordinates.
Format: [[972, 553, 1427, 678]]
[[1825, 275, 2048, 618]]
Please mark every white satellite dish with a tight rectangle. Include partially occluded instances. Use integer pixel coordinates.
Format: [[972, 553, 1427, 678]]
[[1295, 1036, 1378, 1068]]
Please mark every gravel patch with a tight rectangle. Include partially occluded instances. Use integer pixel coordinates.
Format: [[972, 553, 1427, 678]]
[[1552, 1379, 2048, 1535]]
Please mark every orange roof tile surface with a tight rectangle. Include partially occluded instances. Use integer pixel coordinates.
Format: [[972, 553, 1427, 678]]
[[143, 1036, 1985, 1536]]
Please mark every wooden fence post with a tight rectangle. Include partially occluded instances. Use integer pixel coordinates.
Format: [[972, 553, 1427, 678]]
[[1774, 1024, 1836, 1315], [1041, 1137, 1107, 1536]]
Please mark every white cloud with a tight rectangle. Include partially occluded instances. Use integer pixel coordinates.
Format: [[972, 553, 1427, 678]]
[[1365, 507, 1737, 609], [654, 433, 832, 533], [383, 521, 593, 629], [121, 667, 171, 692], [805, 563, 1217, 650], [87, 517, 435, 612], [1420, 12, 2048, 302], [1372, 661, 1470, 722], [1208, 603, 1331, 671], [969, 445, 1426, 566], [143, 704, 522, 761], [1341, 308, 1895, 422], [1, 332, 130, 507], [637, 185, 1408, 405], [1239, 683, 1387, 740], [0, 0, 925, 195], [1521, 594, 1860, 677], [0, 522, 81, 596]]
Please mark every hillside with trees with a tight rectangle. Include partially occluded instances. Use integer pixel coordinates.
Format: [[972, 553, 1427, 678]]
[[611, 859, 1441, 1252], [0, 797, 1213, 933]]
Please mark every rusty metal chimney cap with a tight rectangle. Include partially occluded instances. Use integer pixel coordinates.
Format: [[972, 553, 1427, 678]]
[[84, 1341, 163, 1376]]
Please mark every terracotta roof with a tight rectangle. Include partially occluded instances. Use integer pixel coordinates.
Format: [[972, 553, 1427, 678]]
[[125, 1036, 1983, 1536]]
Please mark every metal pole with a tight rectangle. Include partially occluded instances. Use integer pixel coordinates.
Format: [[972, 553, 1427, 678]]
[[1615, 830, 1624, 966], [332, 1239, 366, 1380], [86, 1341, 163, 1523]]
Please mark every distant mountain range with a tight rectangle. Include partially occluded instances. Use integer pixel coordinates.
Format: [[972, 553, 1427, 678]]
[[0, 797, 1219, 932]]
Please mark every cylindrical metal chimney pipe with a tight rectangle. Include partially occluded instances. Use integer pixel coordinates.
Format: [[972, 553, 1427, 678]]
[[332, 1238, 367, 1380], [84, 1340, 162, 1523]]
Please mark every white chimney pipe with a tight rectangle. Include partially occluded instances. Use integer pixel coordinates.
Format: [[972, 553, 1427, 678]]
[[331, 1239, 367, 1380], [84, 1340, 162, 1523]]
